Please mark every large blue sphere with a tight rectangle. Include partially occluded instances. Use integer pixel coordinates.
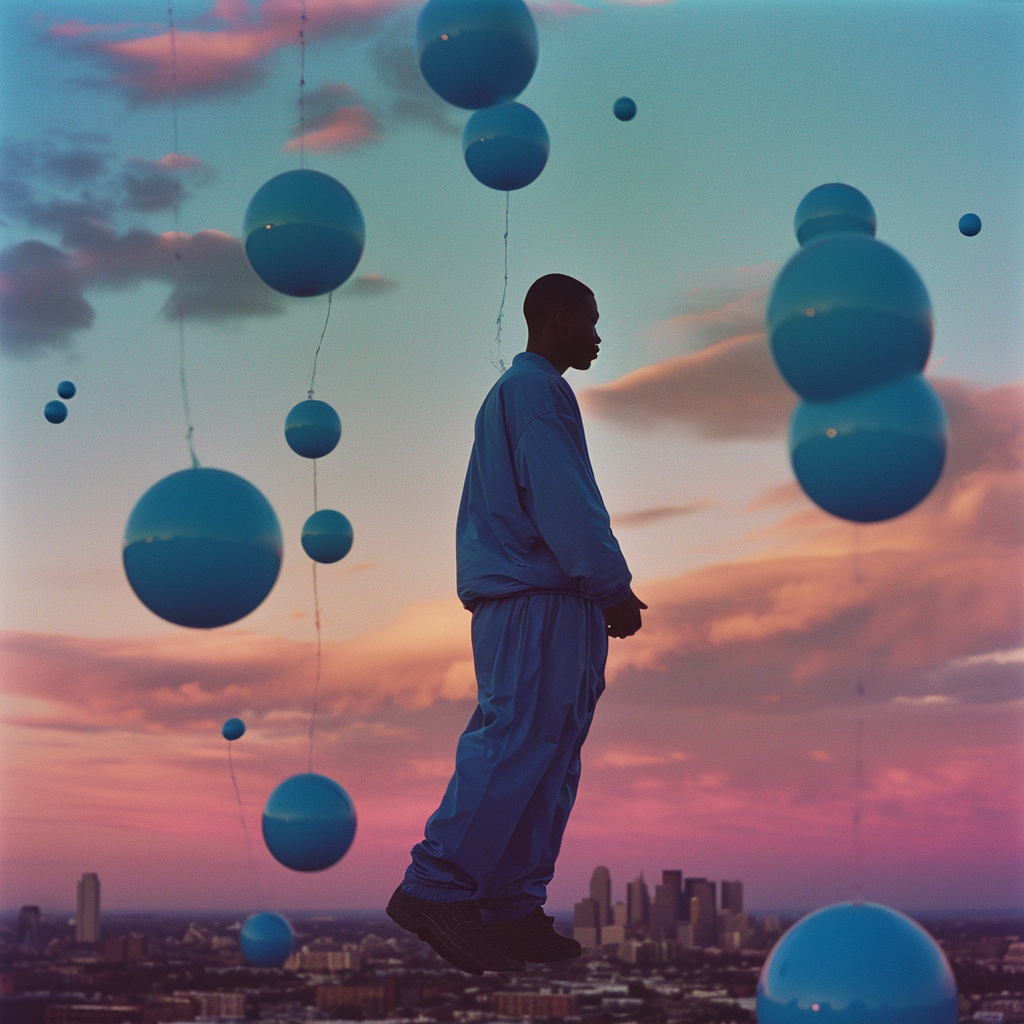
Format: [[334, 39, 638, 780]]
[[789, 374, 947, 523], [222, 717, 246, 741], [243, 170, 364, 298], [239, 912, 294, 968], [757, 902, 958, 1023], [44, 400, 67, 424], [768, 234, 933, 402], [959, 212, 981, 237], [301, 509, 353, 564], [57, 380, 76, 399], [262, 772, 356, 872], [794, 183, 877, 246], [123, 468, 283, 629], [417, 0, 538, 110], [463, 102, 549, 191], [285, 400, 342, 459], [613, 96, 637, 121]]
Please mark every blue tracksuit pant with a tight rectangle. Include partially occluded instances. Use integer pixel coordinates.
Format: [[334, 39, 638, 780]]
[[402, 592, 608, 923]]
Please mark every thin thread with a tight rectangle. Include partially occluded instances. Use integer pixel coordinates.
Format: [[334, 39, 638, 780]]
[[492, 191, 510, 375], [228, 743, 263, 904], [308, 291, 333, 399], [167, 1, 197, 467], [851, 524, 866, 903], [308, 561, 322, 773], [299, 1, 307, 170]]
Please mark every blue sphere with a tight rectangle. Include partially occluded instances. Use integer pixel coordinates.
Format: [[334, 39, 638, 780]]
[[123, 468, 283, 629], [463, 102, 549, 191], [239, 912, 294, 968], [244, 170, 364, 298], [757, 902, 958, 1023], [613, 96, 637, 121], [789, 374, 947, 523], [222, 717, 246, 741], [794, 183, 876, 246], [768, 234, 932, 402], [57, 380, 76, 399], [263, 773, 356, 872], [417, 0, 538, 110], [44, 400, 67, 424], [285, 399, 342, 460], [959, 212, 981, 237], [301, 509, 353, 564]]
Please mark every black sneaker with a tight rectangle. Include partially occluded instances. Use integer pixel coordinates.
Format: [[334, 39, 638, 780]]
[[385, 886, 526, 974], [481, 906, 583, 963]]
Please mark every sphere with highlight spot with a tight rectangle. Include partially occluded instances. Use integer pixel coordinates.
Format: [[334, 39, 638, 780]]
[[757, 901, 957, 1023], [222, 717, 246, 741], [239, 912, 294, 968], [789, 374, 947, 523], [57, 380, 76, 399], [285, 399, 341, 459], [613, 96, 637, 121], [794, 183, 876, 246], [243, 170, 364, 298], [301, 509, 353, 564], [262, 772, 357, 872], [416, 0, 538, 110], [463, 102, 549, 191], [959, 213, 981, 237], [123, 468, 282, 629], [44, 400, 67, 424], [767, 234, 932, 401]]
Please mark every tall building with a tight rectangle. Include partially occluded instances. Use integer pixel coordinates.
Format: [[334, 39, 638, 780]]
[[76, 872, 100, 944], [17, 906, 41, 950], [651, 871, 684, 941], [721, 880, 743, 913], [573, 897, 601, 949], [684, 878, 716, 947], [626, 873, 649, 932], [590, 865, 612, 925]]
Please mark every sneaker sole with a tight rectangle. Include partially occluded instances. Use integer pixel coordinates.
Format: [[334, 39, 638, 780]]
[[386, 889, 524, 974]]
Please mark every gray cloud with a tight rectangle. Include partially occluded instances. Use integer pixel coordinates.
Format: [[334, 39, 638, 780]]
[[610, 501, 713, 528], [344, 273, 400, 297]]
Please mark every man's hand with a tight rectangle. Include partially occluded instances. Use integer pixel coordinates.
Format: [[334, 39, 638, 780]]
[[602, 591, 647, 639]]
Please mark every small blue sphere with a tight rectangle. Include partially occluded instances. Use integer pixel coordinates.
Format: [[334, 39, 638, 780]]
[[958, 212, 981, 237], [123, 467, 283, 629], [44, 400, 67, 424], [222, 717, 246, 741], [239, 912, 294, 968], [613, 96, 637, 121], [794, 183, 877, 246], [57, 380, 76, 399], [768, 234, 932, 402], [301, 509, 354, 564], [416, 0, 538, 110], [789, 374, 947, 523], [463, 102, 549, 192], [757, 902, 958, 1023], [285, 399, 342, 459], [243, 170, 364, 298], [262, 772, 357, 872]]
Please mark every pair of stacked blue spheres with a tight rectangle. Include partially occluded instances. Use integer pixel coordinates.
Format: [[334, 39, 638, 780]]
[[44, 380, 76, 424]]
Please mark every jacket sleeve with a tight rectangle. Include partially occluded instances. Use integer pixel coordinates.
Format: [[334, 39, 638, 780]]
[[513, 408, 632, 608]]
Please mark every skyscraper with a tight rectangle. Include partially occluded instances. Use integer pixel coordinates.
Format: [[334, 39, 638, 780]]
[[684, 877, 716, 947], [626, 873, 649, 933], [589, 866, 612, 926], [721, 880, 743, 913], [573, 897, 601, 949], [16, 906, 41, 950], [651, 871, 684, 941], [76, 872, 100, 944]]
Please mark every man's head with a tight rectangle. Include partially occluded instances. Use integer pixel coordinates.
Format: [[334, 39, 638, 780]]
[[523, 274, 600, 374]]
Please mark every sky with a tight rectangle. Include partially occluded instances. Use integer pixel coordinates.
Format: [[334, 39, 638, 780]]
[[0, 0, 1022, 919]]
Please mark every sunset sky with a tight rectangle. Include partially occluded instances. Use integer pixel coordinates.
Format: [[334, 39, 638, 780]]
[[0, 0, 1021, 918]]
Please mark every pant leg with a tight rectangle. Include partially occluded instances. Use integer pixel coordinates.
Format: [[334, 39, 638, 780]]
[[402, 593, 607, 913]]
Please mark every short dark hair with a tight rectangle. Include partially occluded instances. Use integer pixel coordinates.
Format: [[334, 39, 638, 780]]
[[523, 274, 594, 334]]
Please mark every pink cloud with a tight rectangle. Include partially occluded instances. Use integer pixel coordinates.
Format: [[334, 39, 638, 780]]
[[285, 105, 382, 152]]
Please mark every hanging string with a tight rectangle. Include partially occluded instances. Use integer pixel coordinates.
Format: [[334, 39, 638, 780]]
[[166, 0, 198, 467], [492, 191, 510, 374], [228, 743, 263, 904], [308, 292, 333, 399], [299, 0, 307, 170], [308, 561, 322, 773], [851, 524, 866, 903]]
